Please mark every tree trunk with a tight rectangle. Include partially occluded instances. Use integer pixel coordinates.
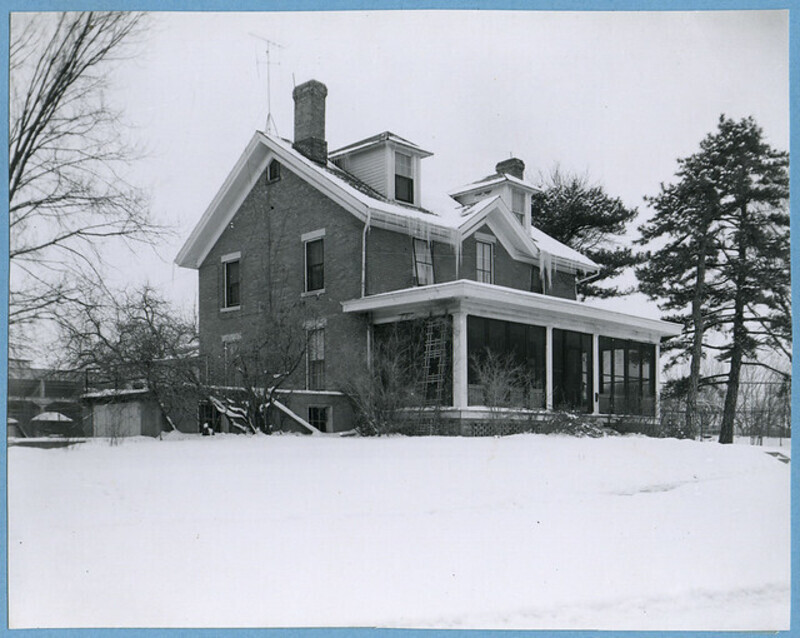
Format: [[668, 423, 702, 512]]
[[719, 210, 748, 444], [685, 235, 708, 438]]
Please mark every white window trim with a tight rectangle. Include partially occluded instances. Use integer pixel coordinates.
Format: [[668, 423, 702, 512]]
[[476, 240, 494, 285], [301, 228, 326, 243], [475, 232, 496, 244], [413, 238, 434, 286], [303, 318, 328, 330], [306, 327, 325, 391], [303, 229, 326, 295], [221, 253, 241, 311]]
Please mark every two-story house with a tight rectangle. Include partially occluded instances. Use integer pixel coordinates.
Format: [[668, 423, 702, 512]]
[[176, 79, 681, 434]]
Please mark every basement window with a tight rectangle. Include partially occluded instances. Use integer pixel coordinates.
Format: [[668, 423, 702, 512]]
[[395, 152, 414, 204], [412, 239, 434, 286], [308, 406, 330, 433]]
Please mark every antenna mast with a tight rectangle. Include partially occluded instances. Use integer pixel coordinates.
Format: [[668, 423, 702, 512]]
[[249, 33, 284, 136]]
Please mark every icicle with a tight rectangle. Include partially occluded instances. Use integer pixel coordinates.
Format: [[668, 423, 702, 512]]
[[539, 250, 553, 289]]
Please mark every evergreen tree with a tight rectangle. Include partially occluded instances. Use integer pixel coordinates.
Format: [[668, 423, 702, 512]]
[[530, 168, 639, 299], [637, 116, 789, 444], [638, 165, 722, 439], [702, 117, 789, 443]]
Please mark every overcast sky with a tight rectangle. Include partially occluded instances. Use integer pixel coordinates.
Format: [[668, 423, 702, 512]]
[[102, 9, 788, 318]]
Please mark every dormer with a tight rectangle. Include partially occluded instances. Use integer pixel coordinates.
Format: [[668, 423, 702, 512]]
[[449, 158, 540, 227], [330, 132, 432, 206]]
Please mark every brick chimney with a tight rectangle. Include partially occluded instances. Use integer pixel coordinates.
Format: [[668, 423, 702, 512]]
[[495, 158, 525, 180], [293, 80, 328, 164]]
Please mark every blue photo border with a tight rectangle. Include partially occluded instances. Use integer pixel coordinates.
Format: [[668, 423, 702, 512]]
[[1, 1, 796, 637]]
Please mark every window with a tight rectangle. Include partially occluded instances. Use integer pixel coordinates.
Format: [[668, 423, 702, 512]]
[[467, 316, 546, 408], [395, 152, 414, 204], [308, 406, 329, 433], [222, 334, 241, 386], [307, 328, 325, 390], [476, 241, 494, 284], [223, 259, 240, 308], [412, 239, 434, 286], [512, 190, 526, 226], [305, 238, 324, 292], [599, 337, 656, 416], [267, 159, 281, 182]]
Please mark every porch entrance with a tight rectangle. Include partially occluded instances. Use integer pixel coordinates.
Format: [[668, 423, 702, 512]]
[[552, 328, 593, 413]]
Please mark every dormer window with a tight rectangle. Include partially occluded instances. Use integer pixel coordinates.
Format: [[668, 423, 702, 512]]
[[395, 152, 414, 204], [512, 190, 526, 226]]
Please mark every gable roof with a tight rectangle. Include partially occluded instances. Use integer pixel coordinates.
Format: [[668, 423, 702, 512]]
[[175, 131, 598, 274]]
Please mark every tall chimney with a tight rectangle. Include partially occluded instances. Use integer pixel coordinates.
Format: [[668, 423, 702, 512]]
[[496, 158, 525, 180], [293, 80, 328, 164]]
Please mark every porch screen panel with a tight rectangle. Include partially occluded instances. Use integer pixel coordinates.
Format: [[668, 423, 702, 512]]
[[552, 329, 593, 413], [467, 316, 545, 408], [598, 337, 656, 415]]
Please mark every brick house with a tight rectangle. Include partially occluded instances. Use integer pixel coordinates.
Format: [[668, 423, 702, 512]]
[[176, 79, 681, 434]]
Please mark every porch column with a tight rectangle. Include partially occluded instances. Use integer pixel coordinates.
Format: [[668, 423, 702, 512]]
[[592, 333, 600, 414], [452, 310, 468, 409], [654, 340, 661, 419], [546, 325, 554, 410]]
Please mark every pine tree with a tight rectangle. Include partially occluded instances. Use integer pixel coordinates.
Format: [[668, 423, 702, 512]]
[[638, 166, 722, 439], [530, 168, 639, 299], [701, 117, 789, 443], [637, 116, 789, 444]]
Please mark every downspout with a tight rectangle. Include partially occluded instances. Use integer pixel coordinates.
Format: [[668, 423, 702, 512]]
[[577, 269, 602, 285], [361, 209, 371, 297], [576, 268, 602, 298]]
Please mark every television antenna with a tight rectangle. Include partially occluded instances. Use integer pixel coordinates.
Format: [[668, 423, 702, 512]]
[[249, 33, 284, 136]]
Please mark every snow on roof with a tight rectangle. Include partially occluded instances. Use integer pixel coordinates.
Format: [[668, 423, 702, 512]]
[[177, 130, 597, 272], [529, 225, 599, 271], [264, 133, 459, 229], [449, 172, 542, 198], [329, 131, 433, 158], [82, 387, 151, 400]]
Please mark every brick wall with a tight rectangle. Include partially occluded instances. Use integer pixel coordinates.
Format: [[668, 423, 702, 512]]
[[198, 163, 368, 396]]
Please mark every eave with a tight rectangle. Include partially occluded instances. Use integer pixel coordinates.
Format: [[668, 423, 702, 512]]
[[342, 280, 682, 342]]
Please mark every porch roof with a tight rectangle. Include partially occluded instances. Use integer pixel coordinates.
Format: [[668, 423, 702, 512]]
[[341, 280, 682, 342]]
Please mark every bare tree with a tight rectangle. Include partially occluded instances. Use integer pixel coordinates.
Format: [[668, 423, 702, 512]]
[[343, 324, 427, 436], [59, 284, 201, 432], [217, 301, 313, 434], [9, 12, 159, 341]]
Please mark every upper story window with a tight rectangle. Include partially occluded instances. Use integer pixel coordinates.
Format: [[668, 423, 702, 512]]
[[512, 190, 526, 226], [303, 230, 325, 293], [267, 159, 281, 182], [222, 253, 241, 309], [395, 152, 414, 204], [476, 240, 494, 284], [412, 239, 434, 286], [222, 333, 241, 386], [307, 328, 325, 390]]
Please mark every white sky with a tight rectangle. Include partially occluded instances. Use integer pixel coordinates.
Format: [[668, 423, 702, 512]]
[[103, 10, 788, 319]]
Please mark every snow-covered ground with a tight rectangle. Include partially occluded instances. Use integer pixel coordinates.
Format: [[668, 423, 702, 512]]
[[7, 433, 790, 630]]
